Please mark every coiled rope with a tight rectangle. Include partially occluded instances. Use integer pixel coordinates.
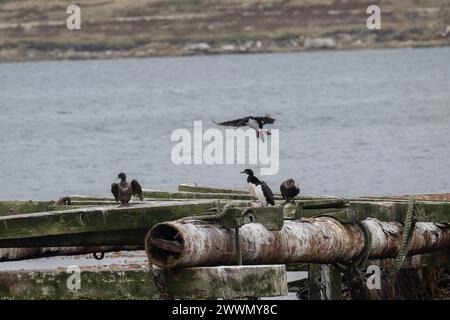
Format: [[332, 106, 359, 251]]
[[178, 202, 233, 222], [390, 197, 417, 274]]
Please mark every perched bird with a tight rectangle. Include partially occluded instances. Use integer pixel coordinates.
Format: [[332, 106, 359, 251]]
[[111, 172, 144, 205], [280, 179, 300, 204], [56, 196, 72, 206], [241, 169, 275, 206], [215, 113, 275, 139]]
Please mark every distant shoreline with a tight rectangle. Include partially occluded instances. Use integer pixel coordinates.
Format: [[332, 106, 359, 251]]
[[2, 0, 449, 64], [1, 41, 449, 64]]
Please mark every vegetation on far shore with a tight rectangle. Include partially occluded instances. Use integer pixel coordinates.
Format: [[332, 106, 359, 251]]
[[0, 0, 449, 62]]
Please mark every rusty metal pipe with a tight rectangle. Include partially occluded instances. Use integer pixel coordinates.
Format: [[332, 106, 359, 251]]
[[146, 218, 450, 269]]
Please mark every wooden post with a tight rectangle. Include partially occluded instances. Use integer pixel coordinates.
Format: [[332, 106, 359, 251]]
[[308, 264, 342, 300], [235, 227, 242, 265]]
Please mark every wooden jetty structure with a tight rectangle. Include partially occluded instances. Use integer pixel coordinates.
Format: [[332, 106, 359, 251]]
[[0, 183, 449, 300]]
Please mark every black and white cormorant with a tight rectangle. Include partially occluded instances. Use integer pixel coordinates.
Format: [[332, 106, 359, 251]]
[[215, 113, 275, 139], [111, 172, 144, 205], [280, 179, 300, 204], [241, 169, 275, 206]]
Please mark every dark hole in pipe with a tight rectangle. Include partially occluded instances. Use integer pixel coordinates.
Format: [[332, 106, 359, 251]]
[[148, 224, 184, 265]]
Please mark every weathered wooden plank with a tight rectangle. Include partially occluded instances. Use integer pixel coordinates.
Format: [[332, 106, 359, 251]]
[[143, 190, 258, 200], [0, 201, 55, 216], [48, 205, 100, 211], [0, 245, 142, 261], [177, 185, 349, 203], [301, 199, 348, 209], [298, 208, 354, 222], [0, 267, 158, 300], [350, 201, 450, 222], [0, 202, 284, 251], [66, 195, 115, 201], [144, 189, 345, 202], [0, 201, 215, 241], [352, 194, 450, 202], [0, 263, 287, 300], [58, 200, 119, 206], [0, 229, 148, 249], [0, 200, 115, 216], [178, 184, 248, 194], [0, 206, 284, 253], [0, 206, 284, 251], [153, 265, 287, 299]]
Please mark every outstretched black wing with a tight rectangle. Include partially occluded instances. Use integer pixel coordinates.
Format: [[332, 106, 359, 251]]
[[131, 179, 144, 201], [252, 113, 275, 126], [214, 117, 249, 127], [111, 183, 119, 202], [261, 181, 275, 206]]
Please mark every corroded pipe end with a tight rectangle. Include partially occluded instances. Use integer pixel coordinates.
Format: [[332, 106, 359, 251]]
[[145, 222, 186, 268]]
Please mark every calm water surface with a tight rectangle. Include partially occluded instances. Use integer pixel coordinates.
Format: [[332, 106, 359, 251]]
[[1, 47, 449, 200]]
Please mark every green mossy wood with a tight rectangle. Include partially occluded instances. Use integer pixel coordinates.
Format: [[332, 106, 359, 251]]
[[153, 265, 288, 299]]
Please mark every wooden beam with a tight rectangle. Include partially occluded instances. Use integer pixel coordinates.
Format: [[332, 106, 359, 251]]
[[350, 200, 450, 222], [144, 190, 346, 202], [0, 229, 148, 249], [0, 245, 142, 261], [0, 201, 215, 241], [0, 267, 158, 300], [178, 184, 248, 194], [0, 263, 287, 300], [143, 190, 258, 200], [0, 206, 284, 253], [65, 195, 115, 201], [0, 201, 55, 216], [152, 265, 287, 299]]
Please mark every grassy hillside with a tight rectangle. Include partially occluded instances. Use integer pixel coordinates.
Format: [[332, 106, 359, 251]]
[[0, 0, 449, 61]]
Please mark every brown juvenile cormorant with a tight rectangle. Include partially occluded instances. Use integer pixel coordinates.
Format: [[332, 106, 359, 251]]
[[280, 179, 300, 204], [111, 172, 144, 205]]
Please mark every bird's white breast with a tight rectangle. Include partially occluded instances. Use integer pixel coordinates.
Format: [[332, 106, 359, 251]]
[[247, 182, 257, 198], [255, 185, 267, 205], [247, 118, 260, 131]]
